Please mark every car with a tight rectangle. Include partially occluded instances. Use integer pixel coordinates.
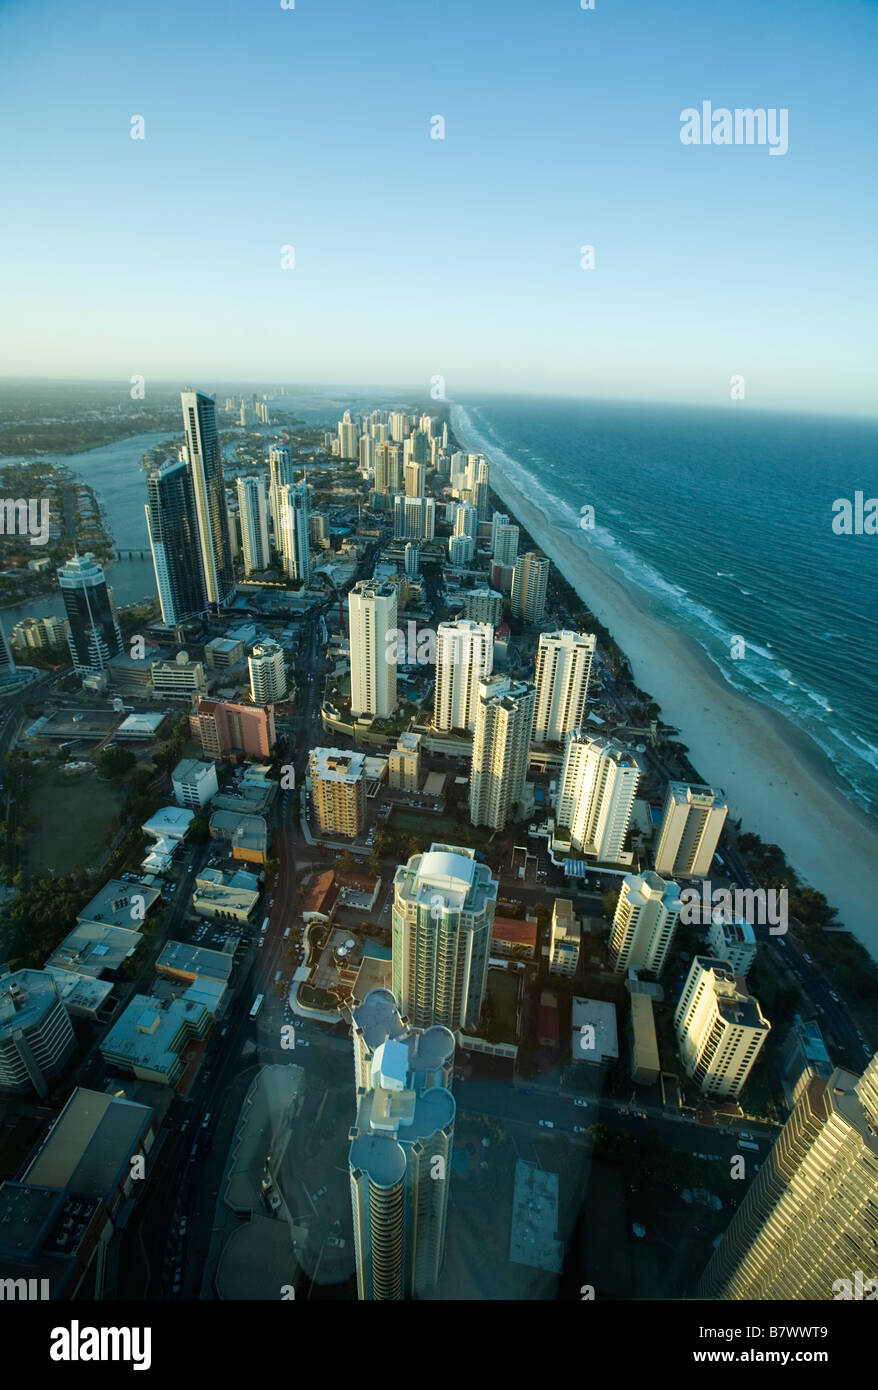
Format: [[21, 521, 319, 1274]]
[[803, 953, 813, 964], [298, 1040, 309, 1047], [178, 1217, 187, 1234], [202, 1113, 211, 1128], [574, 1099, 588, 1108], [269, 899, 275, 907], [538, 1120, 554, 1129], [573, 1126, 585, 1134], [311, 1186, 327, 1200], [864, 1045, 872, 1058], [172, 1269, 182, 1294], [258, 937, 266, 948], [830, 990, 840, 1002], [327, 1236, 346, 1249]]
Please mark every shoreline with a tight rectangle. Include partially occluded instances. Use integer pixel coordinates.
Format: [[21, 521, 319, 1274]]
[[477, 448, 878, 962]]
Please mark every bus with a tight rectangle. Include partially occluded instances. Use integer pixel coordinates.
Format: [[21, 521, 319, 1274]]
[[261, 917, 270, 936], [249, 994, 265, 1019], [283, 927, 291, 940]]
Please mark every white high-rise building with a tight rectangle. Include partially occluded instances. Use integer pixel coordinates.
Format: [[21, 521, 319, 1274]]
[[389, 410, 408, 444], [391, 845, 498, 1030], [555, 732, 640, 862], [349, 988, 456, 1300], [404, 542, 420, 579], [609, 871, 683, 978], [358, 432, 374, 475], [532, 630, 596, 744], [674, 956, 770, 1099], [490, 513, 510, 550], [248, 641, 287, 703], [469, 676, 535, 830], [278, 482, 311, 585], [654, 783, 729, 878], [433, 620, 493, 733], [511, 551, 549, 623], [268, 446, 293, 541], [449, 451, 468, 491], [349, 579, 398, 718], [453, 502, 478, 541], [235, 476, 270, 574], [492, 522, 519, 567], [448, 534, 474, 565], [338, 410, 359, 461], [548, 899, 581, 978]]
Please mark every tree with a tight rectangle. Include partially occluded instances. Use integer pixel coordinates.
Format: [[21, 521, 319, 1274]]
[[188, 815, 210, 842], [602, 889, 620, 920], [338, 849, 354, 875], [98, 746, 136, 778]]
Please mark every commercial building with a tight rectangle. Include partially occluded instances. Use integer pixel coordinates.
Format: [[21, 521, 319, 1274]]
[[46, 922, 143, 981], [204, 637, 245, 669], [555, 731, 640, 862], [191, 867, 260, 924], [532, 631, 596, 744], [674, 956, 770, 1099], [462, 588, 503, 627], [548, 899, 580, 978], [192, 697, 276, 760], [181, 389, 235, 608], [349, 579, 398, 719], [391, 845, 498, 1030], [142, 806, 195, 842], [349, 988, 456, 1300], [236, 476, 270, 573], [58, 553, 122, 675], [433, 619, 493, 733], [208, 809, 269, 863], [248, 641, 287, 703], [510, 551, 549, 623], [697, 1052, 878, 1299], [653, 782, 728, 878], [309, 747, 367, 837], [469, 676, 535, 830], [571, 996, 619, 1067], [151, 655, 207, 698], [609, 871, 682, 978], [171, 757, 219, 809], [145, 456, 207, 624], [0, 970, 77, 1097], [388, 732, 421, 791], [100, 994, 211, 1085], [156, 939, 234, 984]]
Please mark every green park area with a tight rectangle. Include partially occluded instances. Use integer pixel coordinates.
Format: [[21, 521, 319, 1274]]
[[28, 765, 127, 876]]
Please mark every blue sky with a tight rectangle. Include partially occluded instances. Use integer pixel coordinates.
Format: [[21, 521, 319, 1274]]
[[1, 0, 876, 414]]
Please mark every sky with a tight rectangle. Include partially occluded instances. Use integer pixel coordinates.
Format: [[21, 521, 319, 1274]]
[[0, 0, 876, 415]]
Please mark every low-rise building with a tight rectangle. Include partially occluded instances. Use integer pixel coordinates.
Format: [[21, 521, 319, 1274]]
[[100, 994, 212, 1085], [548, 899, 580, 978], [491, 916, 538, 960], [142, 807, 195, 841], [629, 991, 660, 1085], [156, 940, 234, 984], [388, 732, 421, 791], [151, 656, 208, 698], [571, 996, 619, 1068], [779, 1015, 834, 1108], [191, 867, 260, 924], [209, 809, 269, 863]]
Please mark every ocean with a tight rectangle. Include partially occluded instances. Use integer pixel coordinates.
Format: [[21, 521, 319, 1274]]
[[451, 396, 878, 823]]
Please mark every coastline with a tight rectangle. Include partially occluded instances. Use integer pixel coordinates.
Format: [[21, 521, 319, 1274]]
[[482, 453, 878, 961]]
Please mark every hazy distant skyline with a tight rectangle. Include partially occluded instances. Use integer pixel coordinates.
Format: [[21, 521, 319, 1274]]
[[1, 0, 876, 416]]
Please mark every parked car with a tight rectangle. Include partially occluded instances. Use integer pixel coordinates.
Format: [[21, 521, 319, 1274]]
[[573, 1099, 588, 1108], [573, 1126, 585, 1134], [538, 1120, 554, 1129]]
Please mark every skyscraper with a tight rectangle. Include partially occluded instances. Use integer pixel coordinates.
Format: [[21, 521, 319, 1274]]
[[453, 502, 479, 541], [433, 619, 494, 732], [374, 442, 402, 495], [338, 410, 359, 461], [654, 782, 729, 878], [180, 390, 234, 608], [404, 542, 420, 579], [58, 553, 123, 675], [278, 482, 311, 585], [248, 641, 286, 703], [555, 731, 640, 862], [532, 630, 596, 744], [236, 476, 270, 574], [469, 676, 535, 829], [492, 522, 519, 568], [447, 534, 474, 565], [674, 956, 770, 1100], [698, 1052, 878, 1300], [268, 445, 294, 541], [145, 457, 207, 624], [391, 845, 498, 1030], [462, 588, 503, 627], [609, 871, 683, 978], [404, 459, 425, 498], [510, 551, 549, 623], [349, 988, 456, 1300], [393, 494, 434, 540], [349, 579, 398, 718]]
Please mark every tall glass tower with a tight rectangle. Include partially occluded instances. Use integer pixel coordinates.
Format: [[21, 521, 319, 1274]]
[[145, 456, 207, 624], [58, 553, 123, 674], [180, 389, 234, 608]]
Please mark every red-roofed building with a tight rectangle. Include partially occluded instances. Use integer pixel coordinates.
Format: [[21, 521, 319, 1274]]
[[492, 915, 538, 960]]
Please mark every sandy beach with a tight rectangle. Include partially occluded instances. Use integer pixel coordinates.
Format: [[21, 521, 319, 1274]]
[[485, 460, 878, 961]]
